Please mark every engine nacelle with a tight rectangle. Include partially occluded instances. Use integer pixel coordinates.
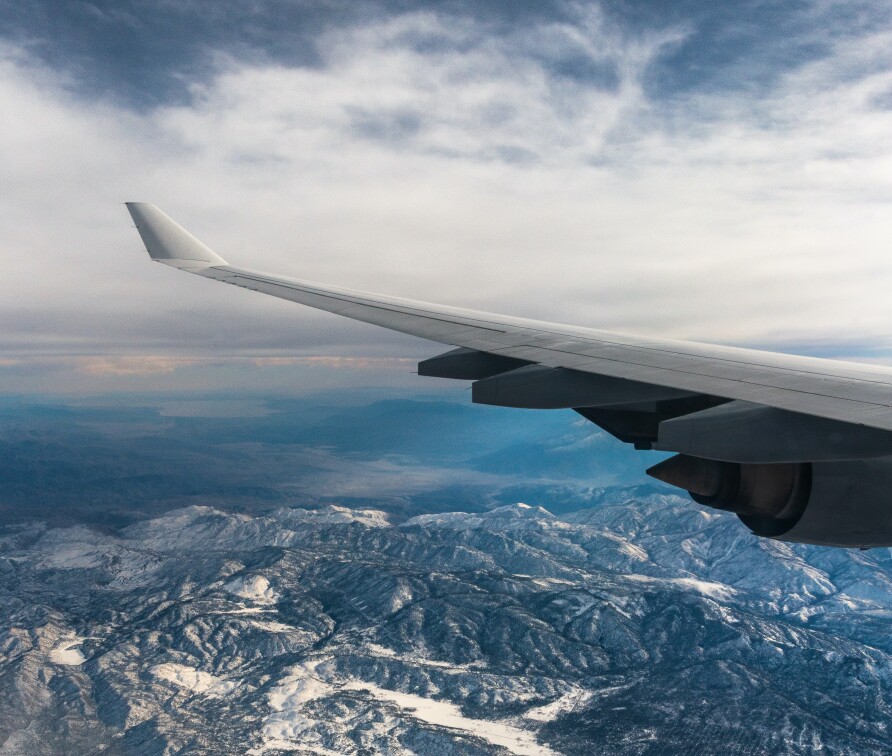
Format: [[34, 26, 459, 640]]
[[647, 454, 892, 548]]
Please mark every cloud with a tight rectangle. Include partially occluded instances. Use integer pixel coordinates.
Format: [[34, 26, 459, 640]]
[[0, 353, 428, 395], [74, 356, 197, 376], [69, 355, 417, 375], [2, 3, 892, 393], [250, 356, 415, 368]]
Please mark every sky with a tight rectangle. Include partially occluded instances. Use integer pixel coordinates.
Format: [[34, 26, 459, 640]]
[[2, 0, 892, 393]]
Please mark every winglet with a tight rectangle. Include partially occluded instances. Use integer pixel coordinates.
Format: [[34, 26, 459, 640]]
[[126, 203, 227, 268]]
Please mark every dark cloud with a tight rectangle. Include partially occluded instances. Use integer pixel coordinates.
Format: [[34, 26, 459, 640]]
[[0, 1, 573, 108], [3, 0, 862, 110], [617, 0, 892, 102], [0, 0, 328, 107]]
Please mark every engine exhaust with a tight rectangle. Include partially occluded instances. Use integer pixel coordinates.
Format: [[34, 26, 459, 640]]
[[647, 454, 810, 520]]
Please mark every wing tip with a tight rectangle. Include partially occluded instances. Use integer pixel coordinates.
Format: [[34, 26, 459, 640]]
[[126, 202, 228, 267]]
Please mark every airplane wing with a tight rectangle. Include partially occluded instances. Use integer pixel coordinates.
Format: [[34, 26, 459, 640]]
[[128, 202, 892, 547]]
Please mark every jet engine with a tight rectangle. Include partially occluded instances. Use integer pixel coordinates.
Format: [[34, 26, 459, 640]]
[[648, 454, 892, 548], [418, 347, 892, 548]]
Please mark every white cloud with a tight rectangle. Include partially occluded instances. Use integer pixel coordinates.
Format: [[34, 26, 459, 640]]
[[73, 355, 196, 376], [2, 6, 892, 393]]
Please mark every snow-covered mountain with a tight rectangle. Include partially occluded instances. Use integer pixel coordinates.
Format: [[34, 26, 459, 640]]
[[3, 493, 892, 755]]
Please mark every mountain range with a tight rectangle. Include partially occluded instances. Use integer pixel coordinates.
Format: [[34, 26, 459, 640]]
[[2, 395, 892, 754]]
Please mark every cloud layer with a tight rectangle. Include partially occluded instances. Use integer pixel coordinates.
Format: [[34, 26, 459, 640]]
[[3, 2, 892, 391]]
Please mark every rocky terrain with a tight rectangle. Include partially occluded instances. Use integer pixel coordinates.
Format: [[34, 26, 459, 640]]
[[3, 490, 892, 755]]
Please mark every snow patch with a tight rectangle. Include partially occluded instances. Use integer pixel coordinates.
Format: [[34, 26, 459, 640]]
[[619, 541, 648, 560], [225, 574, 279, 604], [364, 644, 473, 671], [365, 643, 399, 659], [217, 606, 274, 616], [672, 577, 737, 600], [152, 663, 237, 696], [256, 660, 557, 755], [525, 687, 594, 722], [49, 637, 85, 666], [343, 680, 559, 756], [249, 619, 295, 633], [627, 574, 737, 600], [255, 661, 336, 754]]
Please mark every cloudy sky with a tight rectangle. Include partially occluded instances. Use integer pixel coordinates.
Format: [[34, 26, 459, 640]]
[[3, 0, 892, 393]]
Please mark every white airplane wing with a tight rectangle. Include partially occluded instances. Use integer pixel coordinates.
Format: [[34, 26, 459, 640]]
[[128, 202, 892, 547], [127, 203, 892, 431]]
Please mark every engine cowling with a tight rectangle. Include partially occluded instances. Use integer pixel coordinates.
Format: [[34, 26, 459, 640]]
[[647, 454, 892, 548]]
